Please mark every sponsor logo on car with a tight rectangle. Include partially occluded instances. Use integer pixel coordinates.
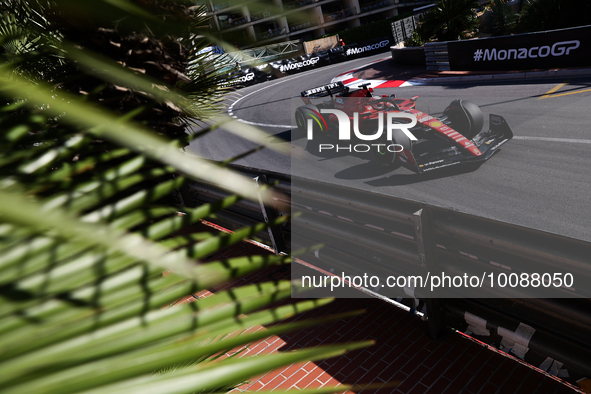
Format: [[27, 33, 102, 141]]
[[420, 159, 444, 167], [303, 82, 339, 96]]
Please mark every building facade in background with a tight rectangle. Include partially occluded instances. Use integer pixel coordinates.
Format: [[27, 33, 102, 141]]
[[196, 0, 431, 48]]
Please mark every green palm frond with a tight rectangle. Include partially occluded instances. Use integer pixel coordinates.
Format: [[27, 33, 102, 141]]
[[0, 1, 65, 81], [418, 0, 480, 41], [484, 0, 516, 36], [0, 1, 372, 393]]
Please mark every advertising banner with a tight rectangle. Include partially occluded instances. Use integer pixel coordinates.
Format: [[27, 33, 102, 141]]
[[220, 69, 256, 88], [328, 47, 346, 62], [448, 25, 591, 71], [344, 36, 391, 58], [227, 36, 391, 88], [315, 50, 332, 67]]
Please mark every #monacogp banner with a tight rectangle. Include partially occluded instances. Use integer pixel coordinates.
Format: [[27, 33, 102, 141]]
[[228, 36, 392, 88], [448, 25, 591, 71], [344, 37, 391, 58]]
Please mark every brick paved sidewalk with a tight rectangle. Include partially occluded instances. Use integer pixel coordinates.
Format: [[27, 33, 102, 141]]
[[178, 229, 584, 394]]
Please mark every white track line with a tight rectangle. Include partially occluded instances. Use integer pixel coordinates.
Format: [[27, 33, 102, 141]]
[[237, 119, 291, 128], [228, 65, 591, 145], [513, 136, 591, 144]]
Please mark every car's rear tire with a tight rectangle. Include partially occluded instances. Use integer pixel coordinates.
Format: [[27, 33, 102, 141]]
[[443, 99, 483, 139]]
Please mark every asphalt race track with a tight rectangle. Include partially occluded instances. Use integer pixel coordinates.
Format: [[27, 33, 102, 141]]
[[188, 52, 591, 242]]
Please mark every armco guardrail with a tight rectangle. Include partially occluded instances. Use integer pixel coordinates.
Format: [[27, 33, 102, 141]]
[[391, 16, 419, 45], [181, 166, 591, 378], [424, 42, 450, 70]]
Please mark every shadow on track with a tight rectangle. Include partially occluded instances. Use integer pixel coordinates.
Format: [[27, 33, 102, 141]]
[[364, 162, 483, 186], [268, 129, 293, 143], [333, 161, 398, 179], [301, 134, 485, 183]]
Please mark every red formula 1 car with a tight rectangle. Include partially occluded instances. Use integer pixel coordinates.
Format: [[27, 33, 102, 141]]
[[295, 81, 513, 173]]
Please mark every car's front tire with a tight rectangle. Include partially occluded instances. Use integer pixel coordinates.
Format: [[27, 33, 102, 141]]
[[295, 108, 307, 134], [295, 105, 327, 138], [443, 99, 484, 139], [370, 136, 401, 169]]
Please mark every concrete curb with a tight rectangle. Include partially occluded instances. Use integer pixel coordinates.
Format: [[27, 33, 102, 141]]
[[408, 67, 591, 84]]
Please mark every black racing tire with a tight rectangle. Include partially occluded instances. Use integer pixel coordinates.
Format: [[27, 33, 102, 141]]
[[295, 105, 326, 137], [443, 99, 484, 139], [295, 108, 307, 134], [370, 136, 402, 169]]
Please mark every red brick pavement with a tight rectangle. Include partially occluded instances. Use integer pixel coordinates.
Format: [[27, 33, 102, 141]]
[[177, 227, 584, 394]]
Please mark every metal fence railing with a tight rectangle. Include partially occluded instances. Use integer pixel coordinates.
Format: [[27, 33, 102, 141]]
[[283, 0, 314, 10], [391, 15, 419, 46], [181, 164, 591, 378], [224, 40, 302, 64], [256, 28, 288, 41], [219, 16, 248, 30], [323, 8, 356, 23], [289, 21, 315, 32], [360, 0, 393, 13], [424, 41, 450, 70]]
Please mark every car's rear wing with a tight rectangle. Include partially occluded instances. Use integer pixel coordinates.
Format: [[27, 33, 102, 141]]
[[300, 81, 346, 98]]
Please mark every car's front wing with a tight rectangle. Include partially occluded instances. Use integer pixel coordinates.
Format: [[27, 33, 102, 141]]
[[401, 114, 514, 174]]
